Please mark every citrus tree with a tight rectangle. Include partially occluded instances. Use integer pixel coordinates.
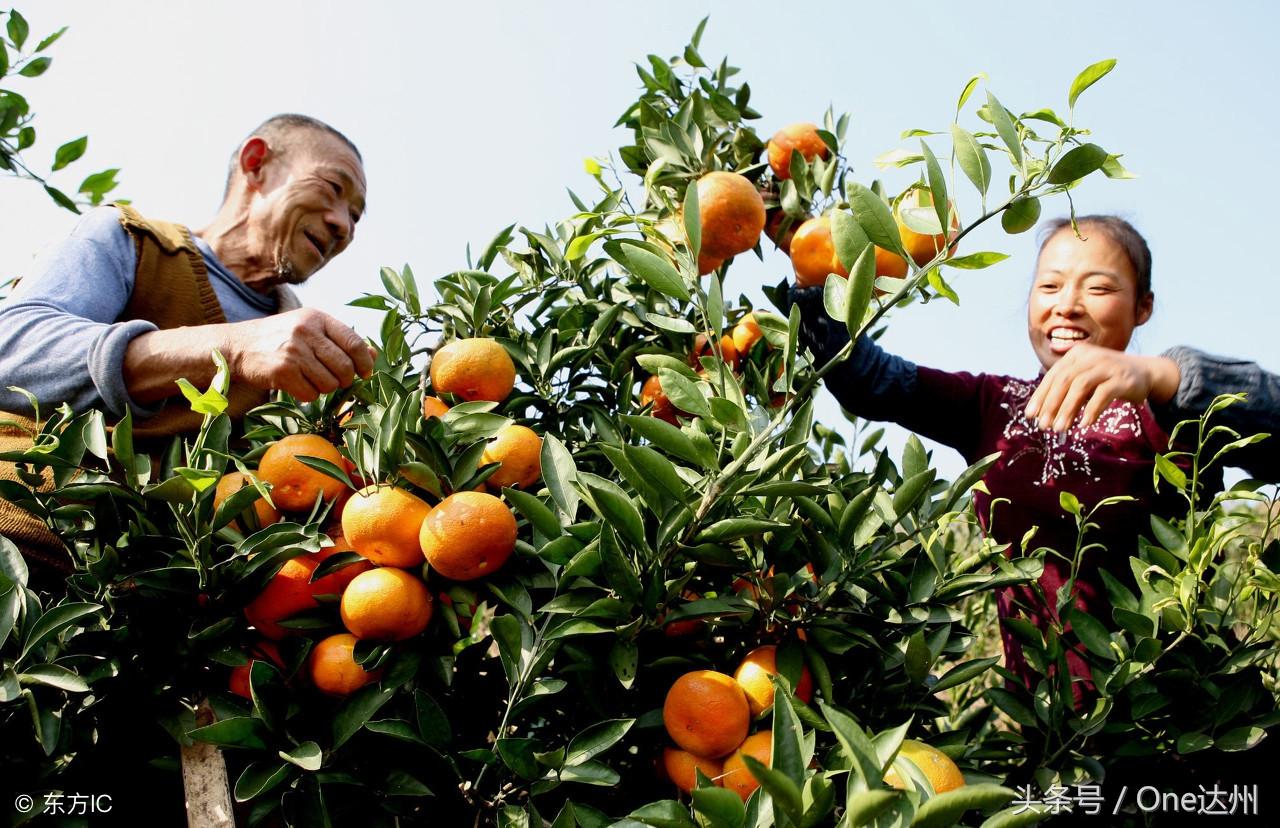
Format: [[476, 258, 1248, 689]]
[[3, 18, 1278, 828]]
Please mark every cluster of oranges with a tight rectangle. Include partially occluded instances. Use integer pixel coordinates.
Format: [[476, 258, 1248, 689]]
[[639, 312, 768, 425], [220, 336, 542, 698], [659, 644, 814, 801]]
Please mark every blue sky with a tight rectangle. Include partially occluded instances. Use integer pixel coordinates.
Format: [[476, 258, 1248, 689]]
[[3, 1, 1276, 479]]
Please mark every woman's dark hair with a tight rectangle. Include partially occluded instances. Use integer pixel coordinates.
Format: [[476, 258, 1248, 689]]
[[1037, 215, 1152, 297]]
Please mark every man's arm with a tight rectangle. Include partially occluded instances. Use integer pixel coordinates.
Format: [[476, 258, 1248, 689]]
[[123, 308, 376, 404]]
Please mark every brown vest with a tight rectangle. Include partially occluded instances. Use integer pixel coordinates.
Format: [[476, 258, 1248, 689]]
[[0, 204, 272, 574]]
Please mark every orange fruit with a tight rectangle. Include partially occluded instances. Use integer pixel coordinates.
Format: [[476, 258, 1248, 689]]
[[734, 644, 814, 716], [663, 670, 751, 759], [689, 334, 739, 372], [875, 245, 909, 279], [640, 375, 679, 425], [423, 396, 451, 419], [213, 471, 280, 533], [257, 434, 347, 513], [883, 740, 965, 794], [697, 251, 723, 276], [697, 171, 766, 259], [789, 215, 848, 287], [764, 209, 803, 254], [430, 338, 516, 403], [340, 567, 434, 641], [244, 555, 320, 640], [307, 533, 374, 598], [662, 747, 723, 794], [767, 123, 828, 180], [419, 491, 517, 581], [721, 732, 772, 801], [731, 313, 764, 355], [229, 640, 283, 700], [308, 633, 381, 696], [897, 189, 959, 267], [341, 484, 433, 568], [660, 590, 705, 638], [481, 424, 543, 490]]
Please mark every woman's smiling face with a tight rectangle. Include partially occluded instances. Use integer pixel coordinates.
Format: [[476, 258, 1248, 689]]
[[1027, 225, 1153, 371]]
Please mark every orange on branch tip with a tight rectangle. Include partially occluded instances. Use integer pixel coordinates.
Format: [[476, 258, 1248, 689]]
[[256, 434, 347, 513], [481, 424, 543, 490], [307, 533, 374, 598], [430, 337, 516, 403], [422, 396, 450, 419], [731, 313, 764, 355], [690, 333, 739, 373], [767, 122, 829, 180], [340, 484, 433, 568], [419, 491, 517, 581], [789, 215, 848, 287], [697, 171, 766, 260], [213, 471, 279, 533], [244, 555, 320, 640], [640, 375, 679, 425], [663, 670, 751, 759], [308, 633, 381, 697], [340, 566, 434, 641], [733, 644, 814, 716], [229, 640, 283, 700], [721, 732, 773, 801]]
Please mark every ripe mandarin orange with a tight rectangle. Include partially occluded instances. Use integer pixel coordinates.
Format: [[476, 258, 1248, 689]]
[[340, 567, 434, 641], [789, 215, 849, 287], [767, 123, 829, 180], [419, 491, 517, 581], [340, 484, 433, 568], [422, 396, 451, 419], [213, 471, 279, 533], [697, 171, 766, 259], [764, 209, 803, 253], [308, 633, 381, 696], [697, 251, 723, 276], [721, 732, 773, 801], [661, 590, 705, 638], [689, 334, 739, 372], [430, 338, 516, 403], [640, 375, 679, 425], [734, 644, 814, 716], [257, 434, 347, 513], [883, 740, 965, 793], [662, 747, 723, 794], [481, 424, 543, 491], [244, 555, 320, 640], [663, 670, 751, 759], [731, 313, 764, 355]]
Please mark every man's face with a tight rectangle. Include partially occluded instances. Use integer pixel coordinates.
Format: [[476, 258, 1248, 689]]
[[249, 132, 367, 285]]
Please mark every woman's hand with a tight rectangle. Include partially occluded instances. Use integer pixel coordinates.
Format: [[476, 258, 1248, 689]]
[[1024, 344, 1181, 431]]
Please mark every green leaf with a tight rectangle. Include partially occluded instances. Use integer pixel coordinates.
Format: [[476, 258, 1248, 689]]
[[621, 415, 704, 466], [1216, 725, 1267, 752], [332, 684, 394, 749], [930, 657, 999, 694], [20, 602, 101, 661], [566, 233, 603, 261], [1064, 608, 1114, 660], [559, 760, 620, 786], [189, 717, 270, 751], [912, 784, 1017, 828], [1175, 732, 1213, 754], [627, 800, 697, 828], [565, 718, 635, 766], [770, 686, 805, 782], [18, 664, 90, 693], [683, 180, 701, 258], [234, 761, 292, 802], [615, 241, 690, 302], [1059, 491, 1081, 516], [542, 433, 580, 520], [279, 741, 323, 771], [18, 57, 51, 78], [986, 91, 1023, 168], [846, 244, 876, 333], [583, 477, 647, 552], [1068, 59, 1117, 110], [0, 534, 29, 588], [695, 518, 787, 543], [610, 637, 638, 689], [846, 790, 901, 825], [831, 208, 871, 274], [505, 488, 561, 538], [657, 368, 710, 419], [1046, 144, 1110, 185], [7, 11, 29, 49], [955, 72, 986, 116], [36, 26, 68, 52], [693, 786, 746, 826], [1001, 197, 1041, 234], [741, 755, 802, 823], [415, 689, 451, 747], [818, 701, 882, 794], [599, 526, 643, 603], [944, 252, 1010, 270], [51, 136, 87, 171], [846, 182, 901, 253], [951, 125, 991, 197], [920, 141, 950, 234]]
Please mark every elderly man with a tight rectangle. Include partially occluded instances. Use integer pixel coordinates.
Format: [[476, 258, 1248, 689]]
[[0, 113, 372, 580]]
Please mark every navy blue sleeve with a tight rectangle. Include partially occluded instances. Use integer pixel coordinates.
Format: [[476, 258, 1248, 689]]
[[0, 207, 159, 418], [1154, 346, 1280, 481]]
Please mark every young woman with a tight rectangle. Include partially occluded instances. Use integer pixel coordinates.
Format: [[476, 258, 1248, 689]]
[[783, 215, 1278, 697]]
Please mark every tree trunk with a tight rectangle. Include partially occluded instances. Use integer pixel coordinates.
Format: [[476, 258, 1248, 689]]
[[181, 699, 235, 828]]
